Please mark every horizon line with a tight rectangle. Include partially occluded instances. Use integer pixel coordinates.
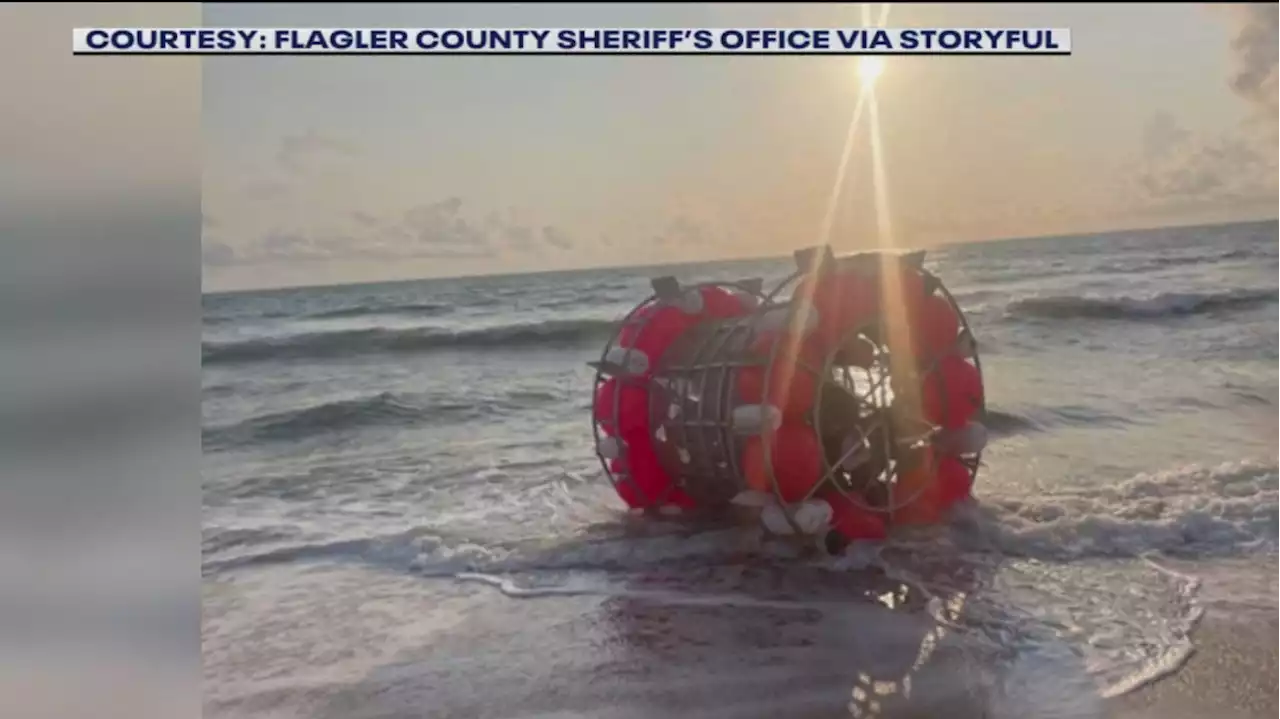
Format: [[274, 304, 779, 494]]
[[203, 214, 1278, 297]]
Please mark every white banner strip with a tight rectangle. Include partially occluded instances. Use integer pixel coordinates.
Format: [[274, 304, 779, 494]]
[[72, 27, 1073, 56]]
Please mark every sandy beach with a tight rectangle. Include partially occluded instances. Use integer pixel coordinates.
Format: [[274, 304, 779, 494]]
[[1112, 616, 1277, 719]]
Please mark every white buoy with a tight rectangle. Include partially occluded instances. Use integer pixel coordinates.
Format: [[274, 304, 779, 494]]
[[761, 498, 833, 536], [730, 489, 774, 508], [934, 421, 988, 455], [730, 403, 783, 435], [597, 435, 624, 460], [603, 345, 650, 376], [672, 288, 704, 315]]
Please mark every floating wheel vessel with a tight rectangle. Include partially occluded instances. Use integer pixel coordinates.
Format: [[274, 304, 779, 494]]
[[590, 246, 988, 552]]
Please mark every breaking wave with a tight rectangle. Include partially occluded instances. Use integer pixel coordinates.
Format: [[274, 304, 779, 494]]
[[304, 302, 453, 320], [203, 388, 560, 450], [984, 409, 1041, 436], [982, 405, 1133, 436], [1006, 288, 1276, 321], [202, 458, 1278, 576], [964, 460, 1279, 560], [1137, 246, 1275, 270]]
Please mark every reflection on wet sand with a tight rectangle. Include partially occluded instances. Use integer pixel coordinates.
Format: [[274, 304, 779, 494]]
[[596, 567, 958, 718], [225, 551, 1106, 719]]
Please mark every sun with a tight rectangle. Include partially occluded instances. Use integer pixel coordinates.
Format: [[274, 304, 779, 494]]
[[858, 56, 886, 85]]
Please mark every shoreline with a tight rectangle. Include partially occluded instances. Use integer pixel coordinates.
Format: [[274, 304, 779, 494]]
[[203, 556, 1279, 719], [1109, 607, 1277, 719]]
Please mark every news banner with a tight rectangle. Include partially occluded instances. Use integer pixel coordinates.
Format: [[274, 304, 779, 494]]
[[73, 27, 1072, 55]]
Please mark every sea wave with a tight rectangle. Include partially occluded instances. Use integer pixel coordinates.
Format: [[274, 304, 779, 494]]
[[202, 318, 618, 365], [202, 459, 1278, 582], [982, 405, 1132, 435], [1006, 288, 1277, 321], [304, 301, 452, 320], [204, 302, 454, 325], [203, 388, 561, 450], [1138, 245, 1275, 270], [1078, 246, 1277, 276], [984, 409, 1041, 436], [965, 459, 1279, 560]]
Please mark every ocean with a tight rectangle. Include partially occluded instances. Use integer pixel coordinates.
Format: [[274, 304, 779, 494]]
[[202, 220, 1278, 719]]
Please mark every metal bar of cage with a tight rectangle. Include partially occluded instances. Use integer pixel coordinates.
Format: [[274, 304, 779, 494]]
[[655, 279, 772, 506]]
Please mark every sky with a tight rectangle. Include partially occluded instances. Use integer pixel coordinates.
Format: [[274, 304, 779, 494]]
[[200, 3, 1279, 291]]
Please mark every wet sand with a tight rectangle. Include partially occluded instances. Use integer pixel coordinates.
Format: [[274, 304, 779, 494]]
[[1109, 612, 1277, 719], [202, 561, 1135, 719]]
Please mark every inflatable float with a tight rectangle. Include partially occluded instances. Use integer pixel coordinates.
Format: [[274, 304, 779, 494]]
[[589, 246, 987, 553]]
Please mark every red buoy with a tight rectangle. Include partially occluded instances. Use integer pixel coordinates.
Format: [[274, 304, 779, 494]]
[[922, 354, 984, 429], [593, 378, 649, 438], [735, 333, 823, 418], [915, 293, 961, 359], [742, 425, 825, 503], [892, 449, 946, 526], [699, 286, 750, 319], [616, 302, 698, 376], [877, 267, 934, 360], [936, 456, 973, 508], [823, 491, 888, 541], [610, 438, 695, 509], [793, 270, 879, 348], [879, 264, 929, 318]]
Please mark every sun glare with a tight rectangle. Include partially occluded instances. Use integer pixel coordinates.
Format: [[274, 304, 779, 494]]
[[818, 3, 894, 252], [858, 56, 887, 85]]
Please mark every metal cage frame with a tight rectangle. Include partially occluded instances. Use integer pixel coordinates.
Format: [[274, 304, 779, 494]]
[[590, 245, 986, 532]]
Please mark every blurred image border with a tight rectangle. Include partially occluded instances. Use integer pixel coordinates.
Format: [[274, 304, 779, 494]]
[[0, 4, 202, 718]]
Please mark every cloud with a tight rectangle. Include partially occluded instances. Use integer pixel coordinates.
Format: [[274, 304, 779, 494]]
[[202, 240, 237, 267], [402, 197, 488, 251], [276, 130, 358, 175], [1133, 9, 1278, 217], [502, 222, 536, 254], [1140, 111, 1191, 160], [310, 230, 497, 262], [240, 180, 289, 201], [1226, 3, 1279, 117], [401, 199, 503, 261], [200, 194, 593, 270], [205, 197, 513, 268], [408, 246, 498, 260], [657, 216, 715, 247], [1136, 115, 1275, 210], [541, 225, 573, 250], [261, 231, 308, 254], [646, 215, 722, 250]]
